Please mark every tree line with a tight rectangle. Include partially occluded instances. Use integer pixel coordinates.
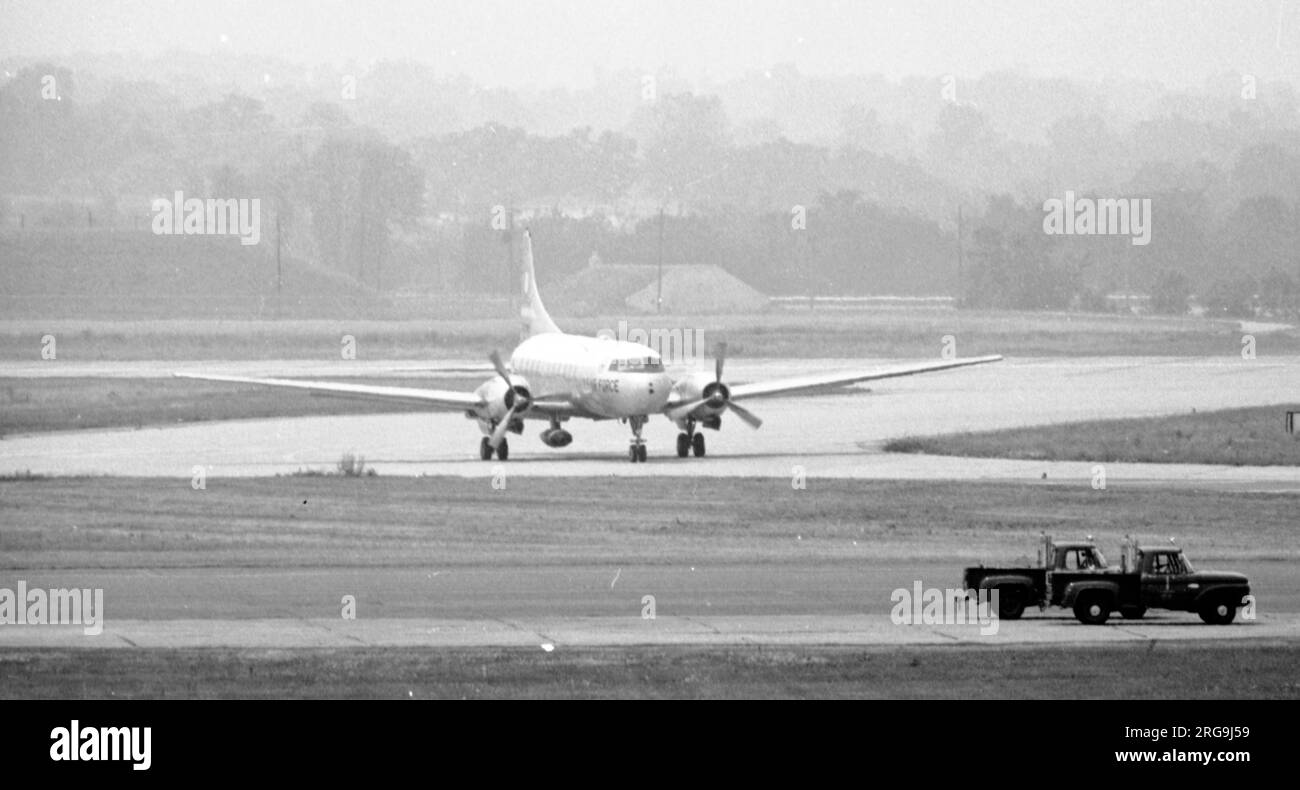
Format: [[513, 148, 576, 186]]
[[1, 59, 1298, 316]]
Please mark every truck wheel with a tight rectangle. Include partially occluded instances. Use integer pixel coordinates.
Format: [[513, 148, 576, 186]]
[[1073, 593, 1110, 625], [1120, 606, 1146, 620], [996, 586, 1026, 620], [1198, 597, 1237, 625]]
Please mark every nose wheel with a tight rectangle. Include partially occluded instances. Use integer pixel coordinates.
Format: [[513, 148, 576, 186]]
[[628, 415, 648, 463]]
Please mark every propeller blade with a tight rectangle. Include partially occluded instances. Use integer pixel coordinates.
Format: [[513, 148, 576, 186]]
[[489, 350, 511, 383], [726, 400, 763, 429], [489, 404, 516, 449], [667, 398, 709, 422], [714, 341, 727, 383]]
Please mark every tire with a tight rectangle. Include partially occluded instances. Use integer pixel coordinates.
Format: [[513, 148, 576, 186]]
[[1120, 606, 1146, 620], [1073, 592, 1111, 625], [676, 433, 689, 458], [497, 439, 508, 461], [1199, 596, 1237, 625], [996, 585, 1027, 620], [636, 444, 647, 463], [479, 437, 494, 461], [692, 432, 706, 457], [629, 445, 639, 463]]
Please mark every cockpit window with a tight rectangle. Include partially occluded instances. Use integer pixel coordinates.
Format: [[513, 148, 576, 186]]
[[609, 357, 664, 373]]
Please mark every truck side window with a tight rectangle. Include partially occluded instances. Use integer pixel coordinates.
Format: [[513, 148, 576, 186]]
[[1063, 549, 1095, 570]]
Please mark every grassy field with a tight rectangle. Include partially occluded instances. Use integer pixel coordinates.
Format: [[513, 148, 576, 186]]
[[886, 405, 1300, 466], [3, 642, 1295, 699], [3, 476, 1294, 698], [0, 375, 469, 436], [2, 476, 1296, 569], [2, 307, 1293, 360]]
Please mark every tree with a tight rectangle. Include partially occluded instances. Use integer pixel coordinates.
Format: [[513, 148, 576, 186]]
[[305, 135, 424, 288], [1202, 274, 1259, 318], [1150, 268, 1192, 314], [628, 93, 731, 206], [1259, 268, 1299, 318]]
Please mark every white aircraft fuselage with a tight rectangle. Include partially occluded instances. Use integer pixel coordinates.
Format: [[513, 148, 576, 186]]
[[509, 333, 672, 419]]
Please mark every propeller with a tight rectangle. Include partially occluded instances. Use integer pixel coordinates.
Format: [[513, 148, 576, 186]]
[[488, 350, 529, 449], [667, 341, 763, 428], [726, 399, 763, 429]]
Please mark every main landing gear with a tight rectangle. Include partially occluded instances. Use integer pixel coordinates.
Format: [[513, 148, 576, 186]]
[[627, 415, 648, 463], [480, 436, 508, 461], [676, 422, 706, 458]]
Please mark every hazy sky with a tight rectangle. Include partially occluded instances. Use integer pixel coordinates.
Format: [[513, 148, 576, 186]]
[[2, 0, 1297, 89]]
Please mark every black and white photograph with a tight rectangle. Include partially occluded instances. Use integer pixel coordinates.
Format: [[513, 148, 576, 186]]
[[0, 0, 1295, 765]]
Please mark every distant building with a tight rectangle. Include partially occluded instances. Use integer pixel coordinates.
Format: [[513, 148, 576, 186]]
[[550, 263, 768, 315], [1104, 292, 1152, 314]]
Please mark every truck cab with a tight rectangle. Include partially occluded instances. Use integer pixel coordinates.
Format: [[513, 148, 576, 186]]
[[1063, 537, 1252, 625], [962, 534, 1109, 620], [1124, 541, 1250, 624], [1052, 540, 1108, 572]]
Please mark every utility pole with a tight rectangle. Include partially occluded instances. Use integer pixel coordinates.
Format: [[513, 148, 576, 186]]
[[656, 206, 665, 314], [507, 203, 514, 305], [956, 204, 964, 303], [275, 212, 282, 301]]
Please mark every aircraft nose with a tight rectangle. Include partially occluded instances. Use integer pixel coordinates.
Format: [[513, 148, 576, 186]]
[[644, 373, 672, 409]]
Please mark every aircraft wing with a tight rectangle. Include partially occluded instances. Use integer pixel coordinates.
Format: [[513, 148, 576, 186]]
[[728, 355, 1003, 401], [384, 363, 499, 374], [172, 373, 486, 410]]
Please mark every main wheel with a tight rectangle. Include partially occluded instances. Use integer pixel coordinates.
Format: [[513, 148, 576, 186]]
[[1073, 593, 1110, 625], [1120, 605, 1146, 620], [692, 432, 706, 457], [1198, 597, 1237, 625], [636, 444, 647, 462], [497, 438, 509, 461], [996, 586, 1026, 620], [479, 437, 494, 461], [629, 445, 639, 463], [676, 433, 690, 458]]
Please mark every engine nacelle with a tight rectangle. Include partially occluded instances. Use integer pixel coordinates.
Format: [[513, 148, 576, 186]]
[[540, 428, 573, 447], [472, 375, 533, 422], [670, 371, 730, 420]]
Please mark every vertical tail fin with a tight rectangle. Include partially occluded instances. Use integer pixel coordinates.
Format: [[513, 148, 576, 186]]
[[519, 229, 561, 337]]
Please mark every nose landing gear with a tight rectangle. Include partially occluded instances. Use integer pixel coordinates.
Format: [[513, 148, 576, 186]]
[[628, 415, 648, 463]]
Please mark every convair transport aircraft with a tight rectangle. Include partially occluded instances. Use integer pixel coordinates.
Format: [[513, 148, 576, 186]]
[[177, 231, 1001, 462]]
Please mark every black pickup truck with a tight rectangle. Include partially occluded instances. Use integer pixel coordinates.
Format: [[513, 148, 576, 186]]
[[963, 535, 1251, 625]]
